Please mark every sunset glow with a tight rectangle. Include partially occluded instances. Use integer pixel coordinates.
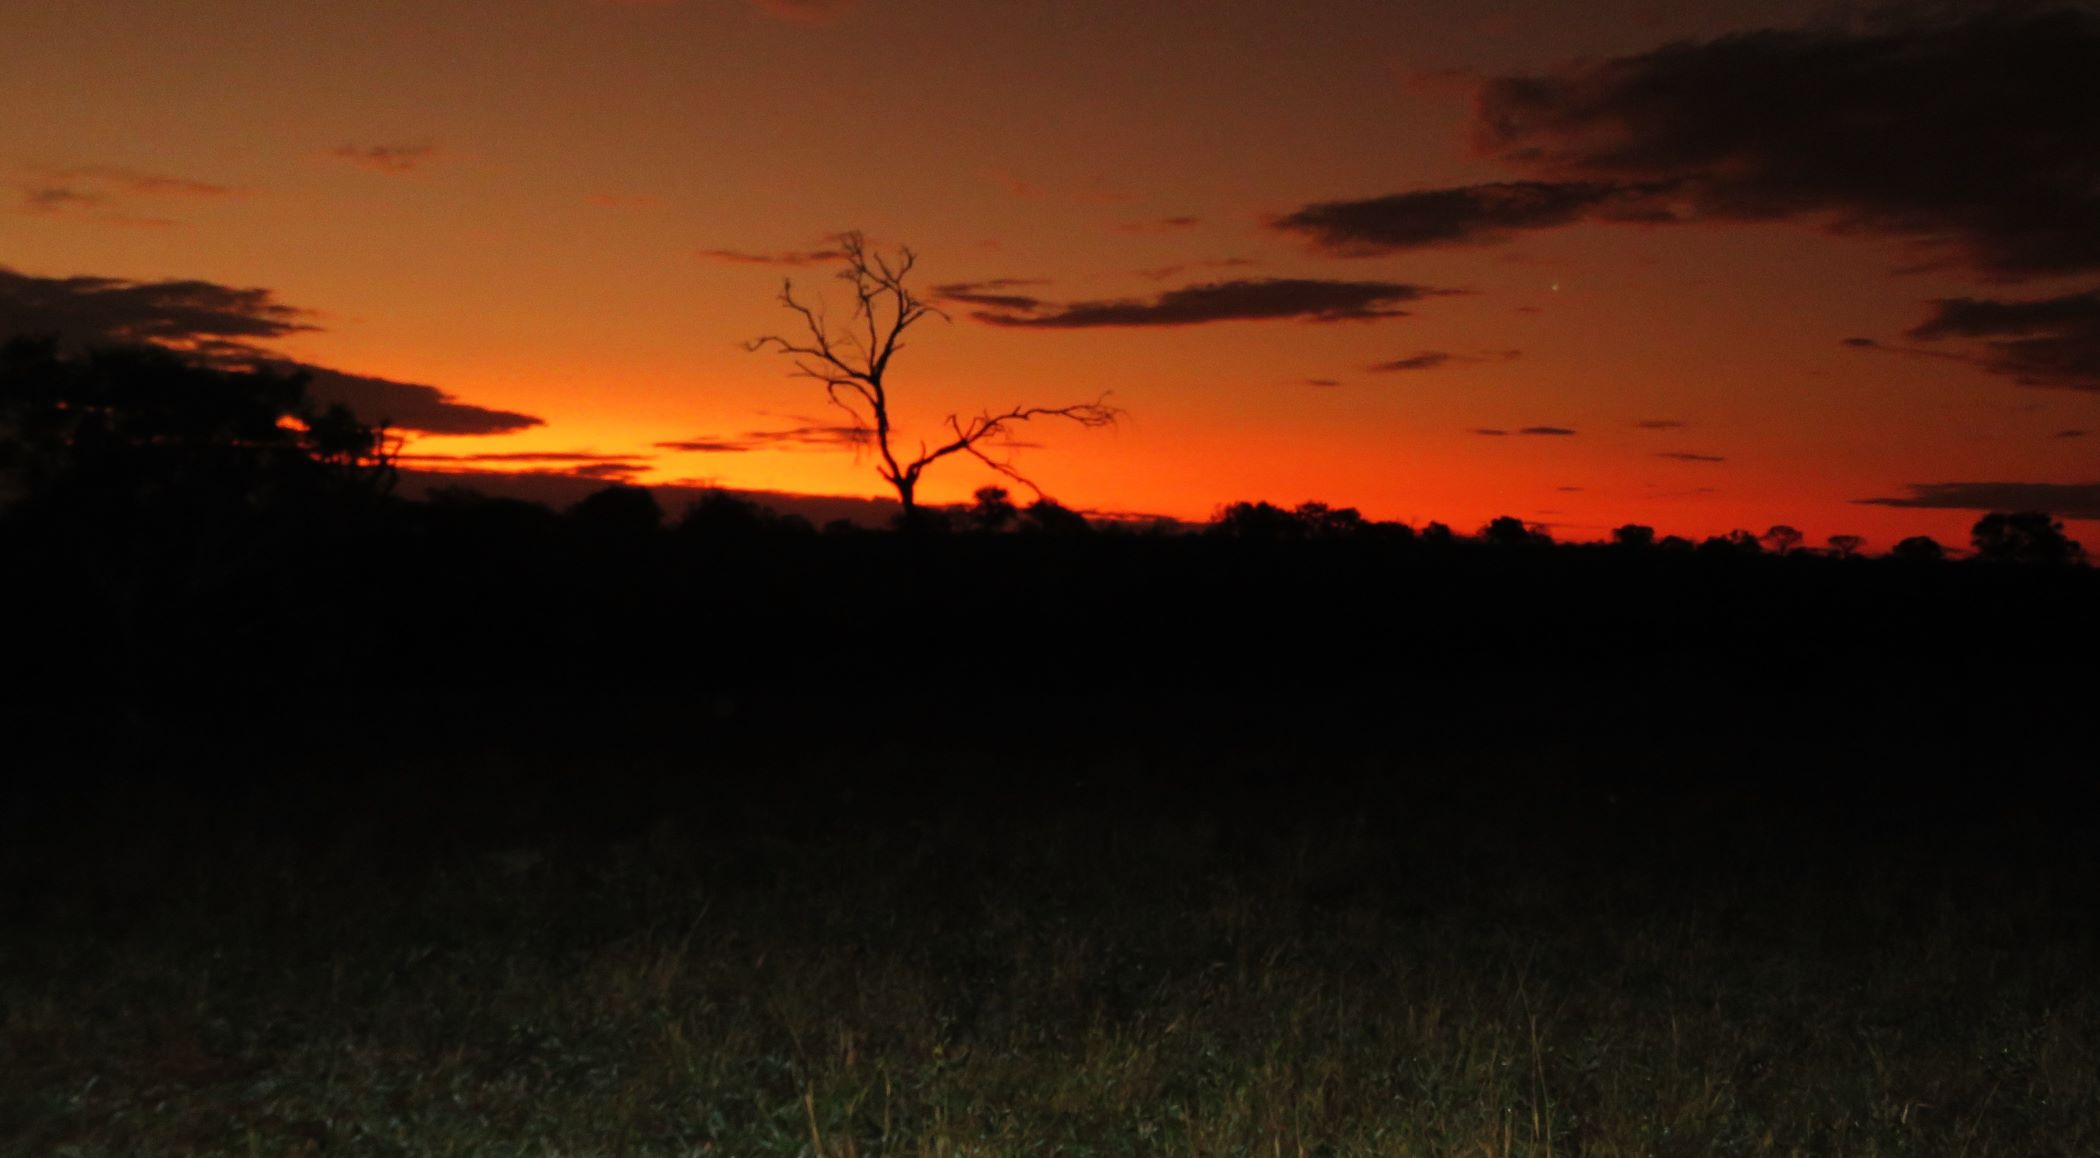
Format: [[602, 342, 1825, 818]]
[[7, 0, 2098, 548]]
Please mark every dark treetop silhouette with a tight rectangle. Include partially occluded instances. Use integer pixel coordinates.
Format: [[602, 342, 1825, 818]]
[[745, 232, 1119, 526]]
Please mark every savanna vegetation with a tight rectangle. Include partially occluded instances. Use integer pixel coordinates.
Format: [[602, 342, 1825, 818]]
[[4, 335, 2097, 1155]]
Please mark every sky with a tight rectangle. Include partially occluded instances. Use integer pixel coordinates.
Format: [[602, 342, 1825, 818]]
[[4, 0, 2099, 548]]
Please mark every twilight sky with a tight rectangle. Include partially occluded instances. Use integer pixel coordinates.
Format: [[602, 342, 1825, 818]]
[[5, 0, 2099, 546]]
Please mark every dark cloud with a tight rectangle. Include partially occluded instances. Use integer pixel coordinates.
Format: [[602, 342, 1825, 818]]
[[1303, 378, 1343, 387], [1840, 336, 1881, 348], [2058, 429, 2089, 438], [1275, 7, 2100, 279], [935, 279, 1048, 312], [0, 265, 541, 436], [1273, 181, 1653, 254], [1634, 419, 1688, 429], [1656, 451, 1727, 463], [0, 265, 314, 351], [1370, 351, 1451, 372], [1472, 428, 1509, 436], [697, 247, 848, 266], [1904, 289, 2100, 390], [1519, 426, 1577, 436], [331, 143, 436, 174], [295, 365, 543, 436], [655, 424, 869, 453], [1856, 481, 2100, 520], [973, 278, 1453, 328]]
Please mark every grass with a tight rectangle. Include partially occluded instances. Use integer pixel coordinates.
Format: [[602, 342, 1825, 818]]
[[4, 728, 2096, 1156]]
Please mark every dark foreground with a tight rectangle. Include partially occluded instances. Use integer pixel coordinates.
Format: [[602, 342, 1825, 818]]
[[5, 661, 2097, 1157]]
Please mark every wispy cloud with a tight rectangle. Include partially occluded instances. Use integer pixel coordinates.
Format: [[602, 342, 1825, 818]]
[[655, 422, 869, 453], [697, 246, 848, 266], [1656, 451, 1726, 463], [934, 279, 1049, 312], [331, 143, 437, 174], [1136, 257, 1257, 281], [18, 164, 238, 228], [1371, 352, 1452, 373], [1117, 216, 1201, 234], [1634, 419, 1688, 430], [973, 278, 1455, 328]]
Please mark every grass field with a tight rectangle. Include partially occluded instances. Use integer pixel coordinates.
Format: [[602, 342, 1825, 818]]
[[5, 706, 2097, 1156]]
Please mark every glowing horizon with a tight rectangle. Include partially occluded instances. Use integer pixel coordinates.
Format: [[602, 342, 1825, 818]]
[[6, 0, 2098, 552]]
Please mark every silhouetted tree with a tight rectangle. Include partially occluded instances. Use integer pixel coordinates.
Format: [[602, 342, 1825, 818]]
[[746, 232, 1119, 527], [1294, 501, 1367, 539], [0, 336, 395, 520], [1971, 511, 2083, 565], [1658, 534, 1695, 552], [1213, 501, 1308, 542], [1761, 524, 1803, 556], [1699, 529, 1763, 557], [1481, 515, 1550, 547], [1890, 535, 1945, 562], [1020, 496, 1091, 535], [676, 490, 773, 540], [965, 485, 1019, 532], [1611, 523, 1656, 548], [1826, 533, 1865, 559], [566, 483, 662, 537]]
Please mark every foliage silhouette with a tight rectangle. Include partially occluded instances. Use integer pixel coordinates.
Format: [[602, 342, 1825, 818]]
[[1761, 524, 1803, 556], [1891, 535, 1945, 562], [0, 336, 396, 522], [1971, 511, 2084, 565], [745, 232, 1119, 527]]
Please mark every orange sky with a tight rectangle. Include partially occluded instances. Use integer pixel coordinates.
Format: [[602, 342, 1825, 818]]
[[6, 0, 2098, 550]]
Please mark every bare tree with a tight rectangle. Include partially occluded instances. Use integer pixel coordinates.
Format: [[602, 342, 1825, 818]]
[[746, 232, 1119, 526]]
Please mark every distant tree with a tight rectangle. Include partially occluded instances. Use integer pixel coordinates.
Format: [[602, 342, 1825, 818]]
[[1971, 511, 2084, 565], [1213, 501, 1308, 542], [1020, 496, 1092, 535], [1419, 521, 1455, 546], [676, 490, 773, 539], [566, 483, 662, 536], [1699, 529, 1763, 557], [1481, 515, 1550, 547], [1890, 535, 1945, 562], [1295, 501, 1367, 539], [0, 336, 395, 519], [1761, 524, 1804, 556], [1657, 534, 1695, 552], [1826, 533, 1865, 559], [746, 231, 1119, 528], [1611, 523, 1656, 548], [965, 485, 1019, 532]]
